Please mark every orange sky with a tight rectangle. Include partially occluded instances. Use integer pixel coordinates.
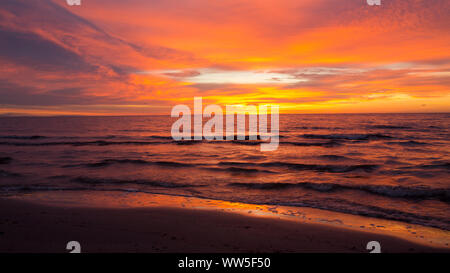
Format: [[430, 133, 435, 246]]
[[0, 0, 449, 115]]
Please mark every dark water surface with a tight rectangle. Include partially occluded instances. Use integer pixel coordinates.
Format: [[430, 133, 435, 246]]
[[0, 114, 449, 230]]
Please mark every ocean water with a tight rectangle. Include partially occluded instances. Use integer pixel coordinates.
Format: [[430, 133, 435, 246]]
[[0, 114, 449, 230]]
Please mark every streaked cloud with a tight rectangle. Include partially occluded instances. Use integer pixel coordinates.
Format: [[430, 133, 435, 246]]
[[0, 0, 449, 115], [147, 69, 308, 84]]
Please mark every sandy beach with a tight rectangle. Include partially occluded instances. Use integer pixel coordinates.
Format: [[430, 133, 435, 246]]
[[0, 192, 448, 253]]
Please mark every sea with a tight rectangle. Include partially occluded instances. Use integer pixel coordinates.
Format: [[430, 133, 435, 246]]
[[0, 114, 449, 231]]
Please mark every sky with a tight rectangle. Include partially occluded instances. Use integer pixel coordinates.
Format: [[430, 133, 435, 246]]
[[0, 0, 449, 115]]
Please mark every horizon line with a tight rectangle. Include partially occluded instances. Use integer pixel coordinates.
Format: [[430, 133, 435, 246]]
[[0, 112, 448, 118]]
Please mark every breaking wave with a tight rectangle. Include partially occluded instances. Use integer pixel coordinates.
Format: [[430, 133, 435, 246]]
[[228, 182, 450, 202]]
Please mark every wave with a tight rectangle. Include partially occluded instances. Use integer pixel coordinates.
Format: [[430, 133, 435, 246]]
[[0, 184, 197, 195], [418, 162, 450, 170], [282, 140, 342, 147], [386, 140, 428, 147], [269, 198, 450, 231], [71, 176, 199, 188], [204, 166, 276, 174], [367, 125, 412, 130], [0, 137, 275, 147], [0, 157, 12, 164], [0, 135, 176, 141], [0, 138, 341, 148], [0, 140, 167, 146], [64, 159, 195, 168], [0, 169, 22, 177], [173, 140, 201, 145], [219, 161, 379, 173], [223, 167, 274, 173], [316, 155, 351, 160], [228, 182, 450, 202], [294, 126, 343, 130], [150, 161, 196, 167], [0, 184, 84, 193], [148, 135, 174, 140], [301, 133, 393, 141], [0, 135, 47, 140], [230, 140, 261, 146], [393, 162, 450, 173]]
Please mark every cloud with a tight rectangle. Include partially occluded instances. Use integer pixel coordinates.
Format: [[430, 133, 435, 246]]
[[0, 80, 91, 105], [154, 68, 308, 84], [0, 0, 449, 114], [162, 70, 202, 78], [0, 28, 95, 72]]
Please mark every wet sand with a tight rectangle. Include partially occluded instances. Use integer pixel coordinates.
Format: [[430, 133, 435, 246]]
[[0, 197, 448, 253]]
